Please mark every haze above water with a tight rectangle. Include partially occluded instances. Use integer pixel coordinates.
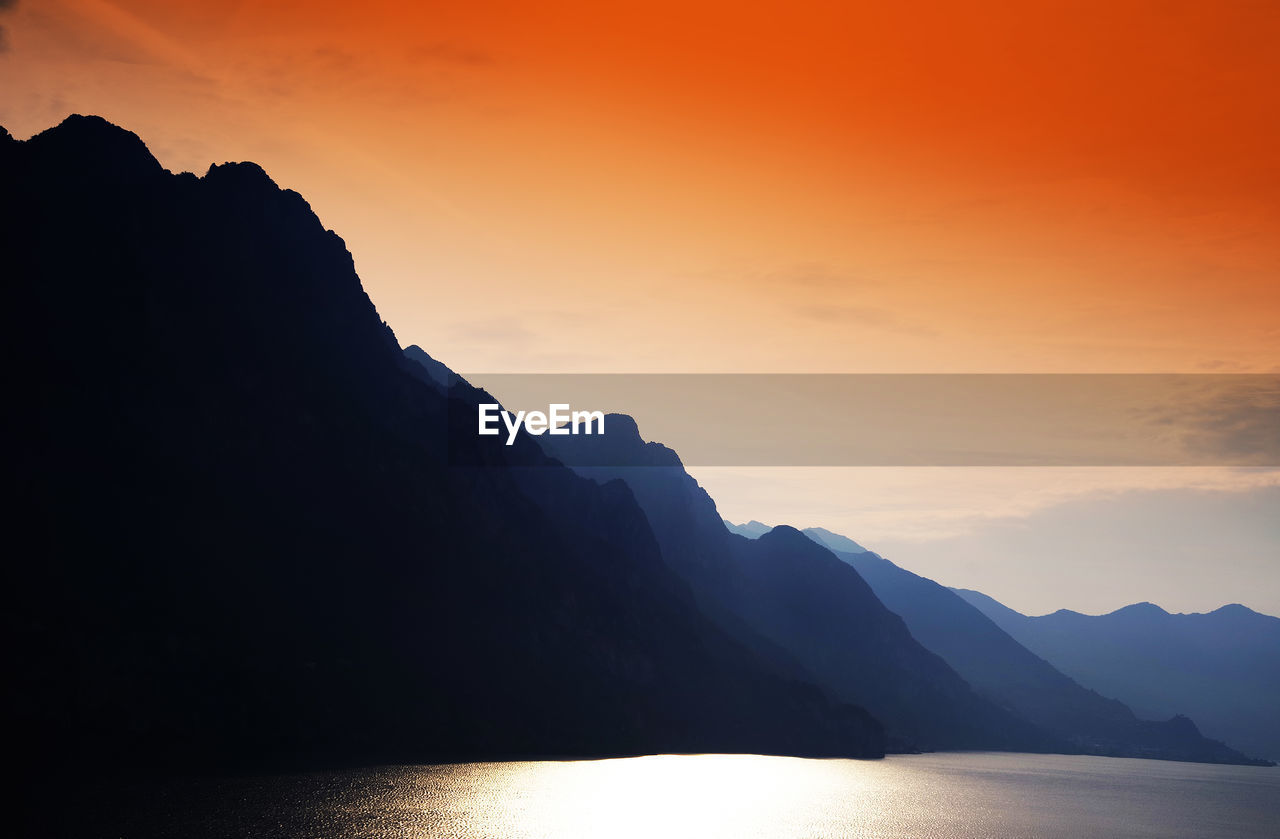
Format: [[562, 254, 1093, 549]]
[[84, 753, 1280, 838]]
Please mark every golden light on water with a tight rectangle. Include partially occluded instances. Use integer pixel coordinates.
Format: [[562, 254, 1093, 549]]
[[503, 754, 863, 837], [401, 754, 885, 838], [305, 753, 1280, 839]]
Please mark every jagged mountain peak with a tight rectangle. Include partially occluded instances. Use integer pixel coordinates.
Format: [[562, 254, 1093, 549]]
[[1111, 602, 1170, 618], [23, 114, 165, 183], [723, 520, 773, 538]]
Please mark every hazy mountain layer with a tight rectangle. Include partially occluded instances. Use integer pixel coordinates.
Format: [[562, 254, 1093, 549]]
[[725, 520, 867, 553], [956, 589, 1280, 763], [825, 547, 1269, 764]]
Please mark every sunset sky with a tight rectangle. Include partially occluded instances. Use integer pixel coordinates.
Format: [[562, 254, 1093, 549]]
[[3, 0, 1277, 614]]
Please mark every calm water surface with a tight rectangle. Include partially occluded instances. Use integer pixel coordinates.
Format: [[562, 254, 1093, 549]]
[[88, 752, 1280, 838]]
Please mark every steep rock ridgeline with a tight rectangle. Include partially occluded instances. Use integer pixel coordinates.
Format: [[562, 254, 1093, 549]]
[[3, 116, 886, 774], [533, 413, 1057, 753]]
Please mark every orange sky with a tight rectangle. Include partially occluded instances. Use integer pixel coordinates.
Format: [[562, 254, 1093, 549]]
[[4, 0, 1278, 374], [3, 0, 1278, 612]]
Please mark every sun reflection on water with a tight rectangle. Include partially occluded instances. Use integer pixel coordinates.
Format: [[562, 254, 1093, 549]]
[[510, 754, 871, 838], [308, 752, 1279, 839], [397, 753, 879, 839]]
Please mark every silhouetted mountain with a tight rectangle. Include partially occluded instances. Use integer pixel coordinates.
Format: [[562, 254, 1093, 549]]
[[955, 590, 1280, 763], [535, 414, 1058, 753], [819, 545, 1269, 764], [724, 519, 772, 538], [5, 114, 886, 793]]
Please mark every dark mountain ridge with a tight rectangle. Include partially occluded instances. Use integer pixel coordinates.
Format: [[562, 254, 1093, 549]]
[[4, 115, 885, 783]]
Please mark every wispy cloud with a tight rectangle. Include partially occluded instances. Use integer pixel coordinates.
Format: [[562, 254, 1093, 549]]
[[691, 465, 1280, 546], [1136, 376, 1280, 465], [61, 0, 211, 72], [0, 0, 16, 54]]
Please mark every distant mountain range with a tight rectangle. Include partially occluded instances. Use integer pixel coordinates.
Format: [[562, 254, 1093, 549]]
[[543, 420, 1269, 764], [955, 590, 1280, 763], [725, 520, 868, 553], [828, 548, 1263, 763], [724, 519, 773, 539], [733, 522, 1273, 764]]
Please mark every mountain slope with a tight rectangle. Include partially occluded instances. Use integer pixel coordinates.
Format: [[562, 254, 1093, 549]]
[[955, 590, 1280, 762], [535, 414, 1058, 753], [4, 115, 886, 778], [801, 527, 868, 554], [828, 548, 1267, 764]]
